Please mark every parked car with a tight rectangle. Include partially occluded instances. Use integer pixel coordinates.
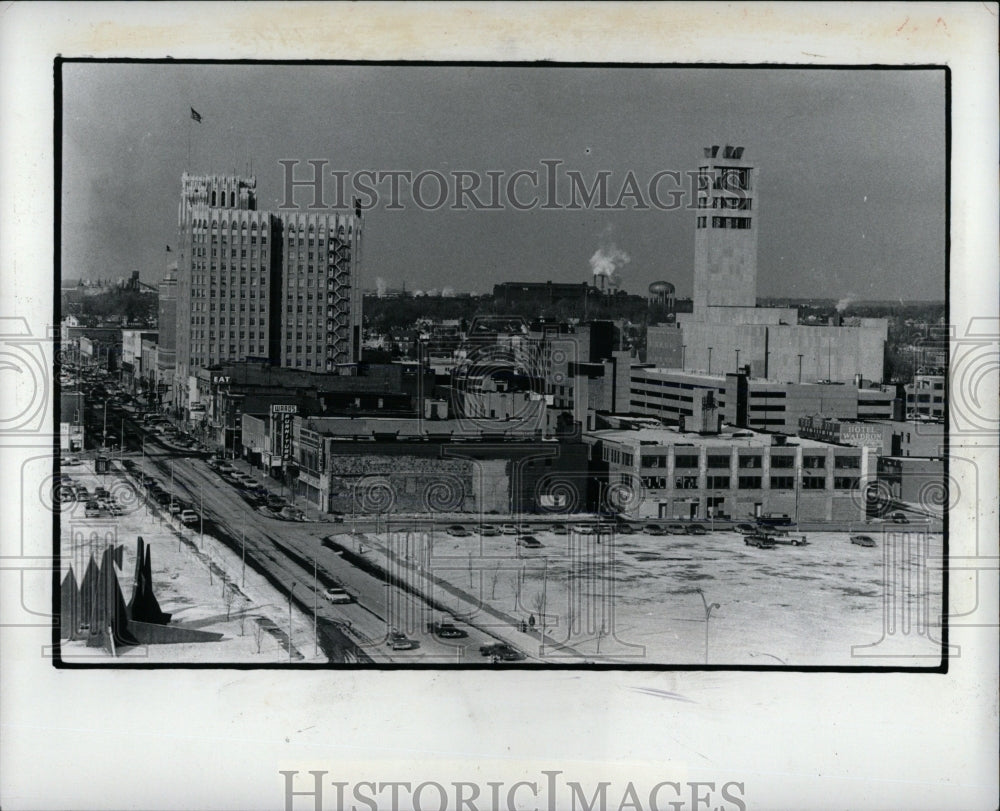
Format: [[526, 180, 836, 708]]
[[548, 524, 568, 536], [168, 502, 183, 515], [387, 631, 416, 651], [757, 512, 793, 527], [744, 533, 776, 549], [323, 586, 353, 604], [63, 457, 81, 467], [645, 523, 668, 536], [94, 487, 109, 499], [446, 524, 471, 537], [667, 524, 687, 535], [851, 534, 877, 548], [890, 512, 909, 524], [428, 621, 468, 639], [480, 642, 526, 661], [107, 503, 125, 516], [686, 523, 707, 535], [516, 535, 543, 548], [735, 523, 757, 535], [152, 491, 171, 506], [613, 522, 636, 535], [179, 509, 199, 524], [573, 524, 595, 535], [478, 525, 501, 537], [84, 502, 102, 518], [499, 523, 520, 535]]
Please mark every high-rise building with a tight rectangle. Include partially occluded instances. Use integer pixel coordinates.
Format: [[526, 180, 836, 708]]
[[692, 144, 758, 312], [173, 172, 362, 414]]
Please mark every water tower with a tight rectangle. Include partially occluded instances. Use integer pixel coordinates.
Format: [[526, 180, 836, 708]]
[[648, 281, 675, 313]]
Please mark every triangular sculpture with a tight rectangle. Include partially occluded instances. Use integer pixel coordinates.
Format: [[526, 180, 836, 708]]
[[86, 546, 139, 652], [73, 556, 101, 641], [59, 567, 80, 640], [127, 536, 171, 625]]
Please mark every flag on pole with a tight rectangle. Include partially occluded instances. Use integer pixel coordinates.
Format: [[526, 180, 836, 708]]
[[190, 107, 202, 123]]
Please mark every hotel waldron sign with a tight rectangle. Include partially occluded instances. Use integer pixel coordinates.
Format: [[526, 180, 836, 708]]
[[272, 404, 298, 461]]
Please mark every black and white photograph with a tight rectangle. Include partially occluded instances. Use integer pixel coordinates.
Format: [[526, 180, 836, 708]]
[[54, 62, 948, 668], [1, 4, 997, 811]]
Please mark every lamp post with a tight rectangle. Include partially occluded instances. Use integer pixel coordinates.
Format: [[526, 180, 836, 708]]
[[797, 354, 803, 384], [199, 489, 205, 550], [313, 557, 318, 658], [707, 347, 713, 375], [288, 583, 296, 663], [680, 344, 686, 370], [695, 588, 720, 664], [102, 401, 108, 450], [735, 348, 741, 372]]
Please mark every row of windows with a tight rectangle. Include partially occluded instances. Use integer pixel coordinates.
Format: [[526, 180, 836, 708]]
[[635, 451, 857, 472], [696, 216, 753, 230], [191, 302, 266, 313], [639, 475, 854, 491], [696, 197, 753, 210]]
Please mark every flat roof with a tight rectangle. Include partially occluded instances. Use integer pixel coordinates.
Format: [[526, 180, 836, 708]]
[[585, 425, 843, 451]]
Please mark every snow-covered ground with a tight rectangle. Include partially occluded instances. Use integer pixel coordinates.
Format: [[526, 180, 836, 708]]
[[59, 466, 326, 664], [356, 524, 945, 666]]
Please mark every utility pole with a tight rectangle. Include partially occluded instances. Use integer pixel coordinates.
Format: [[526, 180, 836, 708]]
[[313, 557, 318, 658], [288, 583, 296, 663]]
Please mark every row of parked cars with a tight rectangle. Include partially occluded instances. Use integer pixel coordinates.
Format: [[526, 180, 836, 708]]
[[206, 459, 306, 521], [56, 474, 128, 518], [121, 460, 200, 524]]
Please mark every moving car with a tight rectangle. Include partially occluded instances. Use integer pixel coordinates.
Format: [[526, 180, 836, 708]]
[[516, 535, 543, 548], [387, 631, 417, 651], [744, 533, 777, 549], [179, 509, 199, 524], [323, 586, 353, 604], [480, 642, 526, 661], [428, 621, 468, 639], [850, 534, 877, 548]]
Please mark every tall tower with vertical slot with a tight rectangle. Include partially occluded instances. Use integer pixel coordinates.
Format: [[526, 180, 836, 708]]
[[692, 145, 758, 312]]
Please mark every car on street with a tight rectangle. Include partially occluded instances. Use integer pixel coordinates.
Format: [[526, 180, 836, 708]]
[[890, 512, 909, 524], [573, 524, 595, 535], [667, 524, 687, 535], [686, 523, 707, 535], [478, 524, 501, 537], [84, 502, 102, 518], [152, 491, 171, 506], [63, 457, 81, 466], [428, 621, 468, 639], [645, 523, 668, 536], [612, 522, 636, 534], [548, 524, 568, 535], [850, 534, 877, 548], [499, 523, 520, 535], [479, 642, 526, 661], [107, 503, 125, 516], [744, 533, 777, 549], [516, 535, 543, 548], [179, 509, 199, 524], [323, 586, 353, 604], [735, 523, 757, 535], [387, 631, 417, 651], [757, 512, 793, 526], [168, 502, 183, 515], [446, 524, 471, 537]]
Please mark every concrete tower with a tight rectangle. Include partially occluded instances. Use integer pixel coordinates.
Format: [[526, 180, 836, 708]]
[[692, 145, 758, 312]]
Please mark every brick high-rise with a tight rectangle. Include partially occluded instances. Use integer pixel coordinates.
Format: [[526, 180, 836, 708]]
[[173, 172, 362, 414]]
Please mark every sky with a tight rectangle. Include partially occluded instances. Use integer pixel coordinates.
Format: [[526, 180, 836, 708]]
[[61, 63, 946, 300]]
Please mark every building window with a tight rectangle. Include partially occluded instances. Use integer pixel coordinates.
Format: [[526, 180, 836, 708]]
[[675, 475, 698, 490], [674, 454, 699, 468], [738, 476, 762, 489], [770, 476, 794, 490], [802, 477, 826, 490], [707, 454, 730, 469], [738, 454, 762, 469], [803, 455, 826, 470], [770, 455, 794, 469], [707, 475, 730, 489], [834, 456, 861, 469], [834, 476, 859, 490]]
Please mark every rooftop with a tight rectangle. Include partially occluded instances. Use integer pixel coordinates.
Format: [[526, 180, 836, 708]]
[[585, 424, 839, 451]]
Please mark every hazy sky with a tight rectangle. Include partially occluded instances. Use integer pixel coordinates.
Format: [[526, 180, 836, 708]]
[[61, 63, 945, 300]]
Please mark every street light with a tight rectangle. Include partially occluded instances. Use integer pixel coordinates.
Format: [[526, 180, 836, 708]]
[[695, 588, 720, 665], [707, 346, 713, 375], [288, 583, 297, 663], [734, 348, 741, 371]]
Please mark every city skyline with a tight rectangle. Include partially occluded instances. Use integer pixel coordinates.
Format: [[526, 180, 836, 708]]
[[61, 63, 946, 300]]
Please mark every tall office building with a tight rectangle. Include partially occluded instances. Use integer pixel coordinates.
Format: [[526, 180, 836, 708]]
[[692, 144, 758, 312], [173, 173, 362, 412]]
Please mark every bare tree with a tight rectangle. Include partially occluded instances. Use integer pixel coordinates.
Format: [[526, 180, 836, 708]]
[[490, 562, 502, 600], [224, 583, 237, 621], [238, 598, 250, 636], [252, 620, 265, 654], [529, 591, 547, 621]]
